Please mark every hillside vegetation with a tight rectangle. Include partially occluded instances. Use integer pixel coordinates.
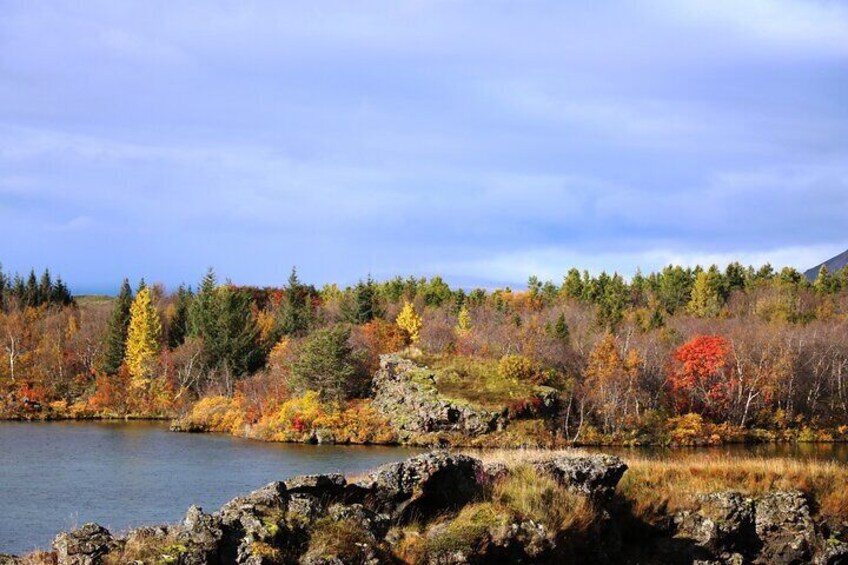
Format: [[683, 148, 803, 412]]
[[1, 262, 848, 446]]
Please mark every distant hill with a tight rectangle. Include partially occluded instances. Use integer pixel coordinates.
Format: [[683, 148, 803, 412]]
[[805, 249, 848, 281]]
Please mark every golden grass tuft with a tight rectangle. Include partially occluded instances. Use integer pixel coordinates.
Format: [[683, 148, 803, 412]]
[[492, 464, 595, 536], [619, 454, 848, 522]]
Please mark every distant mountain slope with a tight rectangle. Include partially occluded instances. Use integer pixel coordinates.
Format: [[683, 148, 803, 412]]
[[805, 249, 848, 280]]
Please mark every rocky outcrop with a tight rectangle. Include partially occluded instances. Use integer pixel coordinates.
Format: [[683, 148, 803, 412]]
[[53, 523, 114, 565], [674, 491, 756, 563], [22, 451, 848, 565], [755, 491, 817, 564], [533, 454, 628, 501], [356, 450, 484, 522], [371, 354, 504, 437], [671, 490, 837, 565]]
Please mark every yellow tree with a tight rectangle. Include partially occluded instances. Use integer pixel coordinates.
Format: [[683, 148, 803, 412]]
[[396, 301, 423, 344], [584, 333, 642, 435], [125, 287, 162, 389], [455, 305, 472, 337]]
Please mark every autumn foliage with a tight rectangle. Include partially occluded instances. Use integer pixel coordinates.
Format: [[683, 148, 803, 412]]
[[668, 335, 735, 419]]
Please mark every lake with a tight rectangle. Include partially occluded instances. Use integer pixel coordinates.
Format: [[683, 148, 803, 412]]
[[0, 421, 422, 555]]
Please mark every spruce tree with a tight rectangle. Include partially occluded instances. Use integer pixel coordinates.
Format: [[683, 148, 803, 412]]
[[343, 277, 383, 324], [24, 270, 39, 307], [277, 267, 311, 337], [101, 279, 134, 374], [38, 269, 52, 305], [167, 285, 192, 348], [188, 270, 261, 379], [188, 269, 219, 341], [553, 313, 570, 343]]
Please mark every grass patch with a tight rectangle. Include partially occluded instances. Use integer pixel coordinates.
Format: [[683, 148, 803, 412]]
[[619, 454, 848, 523], [492, 464, 594, 535], [102, 529, 185, 565], [424, 503, 508, 557], [416, 354, 539, 410], [304, 516, 380, 563]]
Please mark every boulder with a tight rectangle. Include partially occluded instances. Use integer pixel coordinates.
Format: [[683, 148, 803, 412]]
[[357, 450, 483, 522], [674, 492, 756, 561], [53, 523, 114, 565], [176, 505, 225, 565], [754, 491, 817, 565], [533, 454, 627, 501]]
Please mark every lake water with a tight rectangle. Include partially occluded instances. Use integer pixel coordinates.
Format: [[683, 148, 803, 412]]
[[0, 421, 422, 555]]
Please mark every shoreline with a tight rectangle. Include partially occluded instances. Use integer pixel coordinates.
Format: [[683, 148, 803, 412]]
[[9, 449, 848, 564]]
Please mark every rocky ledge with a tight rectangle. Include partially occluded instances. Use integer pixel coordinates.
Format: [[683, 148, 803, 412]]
[[7, 451, 848, 565], [371, 354, 558, 438]]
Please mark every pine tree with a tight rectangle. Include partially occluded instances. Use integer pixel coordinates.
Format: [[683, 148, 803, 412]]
[[188, 270, 261, 380], [188, 269, 219, 340], [344, 277, 383, 324], [396, 301, 423, 343], [553, 313, 570, 343], [125, 286, 162, 386], [278, 267, 311, 336], [289, 324, 364, 402], [0, 264, 6, 310], [215, 285, 262, 378], [814, 265, 837, 294], [24, 270, 39, 307], [167, 285, 192, 348], [38, 269, 52, 306], [101, 279, 134, 374]]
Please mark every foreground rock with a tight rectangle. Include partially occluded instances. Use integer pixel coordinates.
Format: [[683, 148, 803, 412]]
[[53, 524, 114, 565], [533, 454, 628, 501], [13, 450, 845, 565]]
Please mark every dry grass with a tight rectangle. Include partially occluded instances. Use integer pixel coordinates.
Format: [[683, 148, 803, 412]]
[[492, 464, 595, 535], [16, 553, 56, 565], [620, 454, 848, 522], [464, 448, 848, 524], [101, 528, 184, 565]]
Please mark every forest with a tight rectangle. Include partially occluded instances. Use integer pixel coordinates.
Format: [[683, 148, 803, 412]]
[[2, 261, 848, 447]]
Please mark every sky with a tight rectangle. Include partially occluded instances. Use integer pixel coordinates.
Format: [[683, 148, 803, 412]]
[[1, 1, 847, 294]]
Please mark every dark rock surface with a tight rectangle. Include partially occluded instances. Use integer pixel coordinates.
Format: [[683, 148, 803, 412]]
[[53, 523, 114, 565], [533, 454, 628, 501], [356, 450, 484, 522]]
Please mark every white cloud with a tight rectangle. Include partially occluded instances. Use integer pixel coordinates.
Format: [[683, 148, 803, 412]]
[[432, 243, 848, 285], [655, 0, 848, 57]]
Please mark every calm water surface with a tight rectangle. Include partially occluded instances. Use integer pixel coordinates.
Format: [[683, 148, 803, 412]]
[[0, 421, 422, 555]]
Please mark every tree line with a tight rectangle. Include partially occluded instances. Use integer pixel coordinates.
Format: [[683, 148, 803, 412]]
[[1, 262, 847, 443]]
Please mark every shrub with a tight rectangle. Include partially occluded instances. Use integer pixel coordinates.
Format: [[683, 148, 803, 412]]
[[497, 354, 536, 382], [259, 391, 325, 441], [177, 395, 244, 434]]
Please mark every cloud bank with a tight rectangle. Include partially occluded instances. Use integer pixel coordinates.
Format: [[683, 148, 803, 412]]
[[0, 0, 846, 292]]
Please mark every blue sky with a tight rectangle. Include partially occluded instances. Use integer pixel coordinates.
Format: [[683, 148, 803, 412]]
[[1, 1, 846, 293]]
